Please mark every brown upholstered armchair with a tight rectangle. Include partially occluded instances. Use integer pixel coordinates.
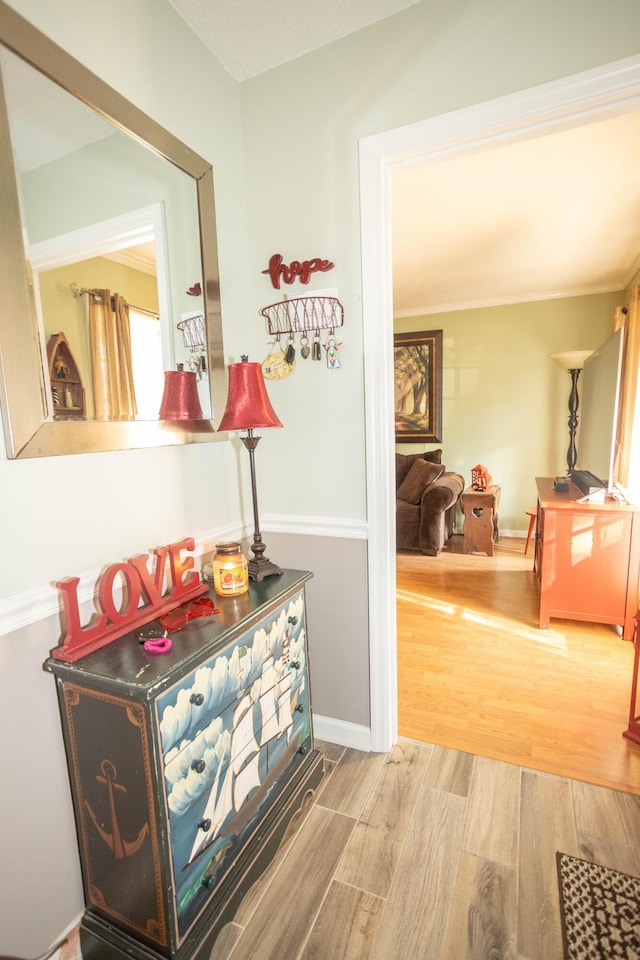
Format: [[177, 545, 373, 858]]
[[396, 451, 464, 557]]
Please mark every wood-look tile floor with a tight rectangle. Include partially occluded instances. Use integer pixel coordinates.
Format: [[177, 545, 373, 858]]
[[211, 739, 640, 960], [55, 740, 640, 960], [397, 535, 640, 795]]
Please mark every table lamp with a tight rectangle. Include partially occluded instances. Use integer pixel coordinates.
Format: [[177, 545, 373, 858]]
[[218, 356, 283, 581]]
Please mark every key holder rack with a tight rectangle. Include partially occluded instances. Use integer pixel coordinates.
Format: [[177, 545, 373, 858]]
[[177, 313, 206, 350], [260, 296, 344, 336], [176, 312, 207, 375]]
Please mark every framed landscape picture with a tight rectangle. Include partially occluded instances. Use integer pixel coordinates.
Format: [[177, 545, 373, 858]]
[[394, 329, 443, 443]]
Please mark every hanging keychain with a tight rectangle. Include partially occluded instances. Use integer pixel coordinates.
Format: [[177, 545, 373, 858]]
[[285, 334, 296, 365], [263, 334, 295, 380], [324, 331, 343, 370], [312, 329, 321, 361], [300, 333, 311, 359]]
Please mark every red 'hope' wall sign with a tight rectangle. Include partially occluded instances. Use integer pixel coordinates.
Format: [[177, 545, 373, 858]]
[[262, 253, 334, 289]]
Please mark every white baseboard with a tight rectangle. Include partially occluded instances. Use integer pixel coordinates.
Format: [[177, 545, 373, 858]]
[[313, 714, 372, 752]]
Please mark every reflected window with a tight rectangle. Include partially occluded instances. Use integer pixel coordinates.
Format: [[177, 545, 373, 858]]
[[130, 308, 164, 420]]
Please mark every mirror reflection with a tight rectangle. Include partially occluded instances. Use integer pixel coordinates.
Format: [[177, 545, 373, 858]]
[[2, 44, 211, 424], [0, 0, 224, 458]]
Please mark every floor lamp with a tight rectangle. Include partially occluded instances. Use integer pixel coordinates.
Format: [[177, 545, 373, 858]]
[[550, 350, 593, 475], [218, 357, 283, 581]]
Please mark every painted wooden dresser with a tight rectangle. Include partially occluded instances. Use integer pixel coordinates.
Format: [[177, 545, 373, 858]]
[[44, 569, 324, 959]]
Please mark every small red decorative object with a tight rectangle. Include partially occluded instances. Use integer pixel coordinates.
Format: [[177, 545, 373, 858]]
[[471, 464, 493, 491], [262, 253, 334, 290], [159, 595, 218, 632], [52, 537, 209, 662], [186, 282, 202, 296]]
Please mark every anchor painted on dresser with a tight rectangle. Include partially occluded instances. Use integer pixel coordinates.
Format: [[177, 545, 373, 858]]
[[85, 759, 149, 859]]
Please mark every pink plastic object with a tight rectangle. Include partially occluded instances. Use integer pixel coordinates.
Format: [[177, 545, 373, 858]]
[[143, 636, 172, 654]]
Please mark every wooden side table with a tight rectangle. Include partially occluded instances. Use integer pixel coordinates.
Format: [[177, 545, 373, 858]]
[[461, 485, 501, 555]]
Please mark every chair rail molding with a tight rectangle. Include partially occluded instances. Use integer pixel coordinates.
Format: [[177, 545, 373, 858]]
[[0, 515, 368, 636]]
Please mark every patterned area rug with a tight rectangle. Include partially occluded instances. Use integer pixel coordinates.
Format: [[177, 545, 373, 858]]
[[557, 852, 640, 959]]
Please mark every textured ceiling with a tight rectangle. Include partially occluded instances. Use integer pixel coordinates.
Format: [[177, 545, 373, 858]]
[[167, 0, 421, 81]]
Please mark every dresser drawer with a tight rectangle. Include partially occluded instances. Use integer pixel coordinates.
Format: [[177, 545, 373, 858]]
[[157, 590, 311, 935]]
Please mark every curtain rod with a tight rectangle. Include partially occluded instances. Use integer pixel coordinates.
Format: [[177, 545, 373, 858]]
[[69, 282, 159, 319]]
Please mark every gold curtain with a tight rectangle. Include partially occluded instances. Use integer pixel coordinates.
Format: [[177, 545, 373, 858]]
[[613, 284, 640, 487], [88, 290, 137, 421]]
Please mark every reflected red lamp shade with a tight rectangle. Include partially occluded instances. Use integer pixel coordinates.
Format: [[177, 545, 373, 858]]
[[159, 370, 204, 420], [218, 359, 283, 431]]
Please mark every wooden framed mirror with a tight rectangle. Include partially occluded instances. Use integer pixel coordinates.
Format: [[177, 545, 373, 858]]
[[0, 1, 226, 458]]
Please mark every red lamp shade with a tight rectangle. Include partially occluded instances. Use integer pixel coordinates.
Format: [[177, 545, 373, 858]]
[[218, 358, 283, 431], [159, 370, 204, 420]]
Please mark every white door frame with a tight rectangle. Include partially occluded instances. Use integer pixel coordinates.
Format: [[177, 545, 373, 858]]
[[360, 54, 640, 753]]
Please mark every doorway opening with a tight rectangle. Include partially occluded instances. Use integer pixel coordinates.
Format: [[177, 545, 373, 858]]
[[360, 54, 640, 755]]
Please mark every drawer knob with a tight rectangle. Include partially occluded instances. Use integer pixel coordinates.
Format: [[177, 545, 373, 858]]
[[288, 616, 298, 625], [295, 704, 304, 713], [191, 759, 205, 774], [297, 745, 307, 756], [190, 693, 204, 706], [202, 875, 214, 890], [290, 660, 301, 670], [198, 818, 211, 832]]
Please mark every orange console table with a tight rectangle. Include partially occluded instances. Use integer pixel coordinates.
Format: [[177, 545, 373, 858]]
[[535, 477, 640, 640]]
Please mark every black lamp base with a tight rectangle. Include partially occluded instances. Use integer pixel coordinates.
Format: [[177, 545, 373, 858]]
[[248, 555, 283, 582]]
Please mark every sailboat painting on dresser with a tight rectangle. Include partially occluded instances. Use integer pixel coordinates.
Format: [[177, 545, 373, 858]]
[[156, 591, 311, 934]]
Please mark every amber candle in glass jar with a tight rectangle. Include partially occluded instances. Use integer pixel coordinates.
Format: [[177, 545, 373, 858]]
[[212, 542, 249, 597]]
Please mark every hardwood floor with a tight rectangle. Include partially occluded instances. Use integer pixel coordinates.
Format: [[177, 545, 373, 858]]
[[397, 534, 640, 794]]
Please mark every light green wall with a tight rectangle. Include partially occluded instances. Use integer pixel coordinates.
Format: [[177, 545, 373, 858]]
[[395, 292, 622, 529]]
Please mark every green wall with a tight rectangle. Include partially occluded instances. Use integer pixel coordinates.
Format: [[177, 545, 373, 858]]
[[396, 291, 622, 529]]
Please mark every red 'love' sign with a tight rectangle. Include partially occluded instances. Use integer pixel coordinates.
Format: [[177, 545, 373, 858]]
[[262, 253, 334, 289], [52, 537, 207, 662]]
